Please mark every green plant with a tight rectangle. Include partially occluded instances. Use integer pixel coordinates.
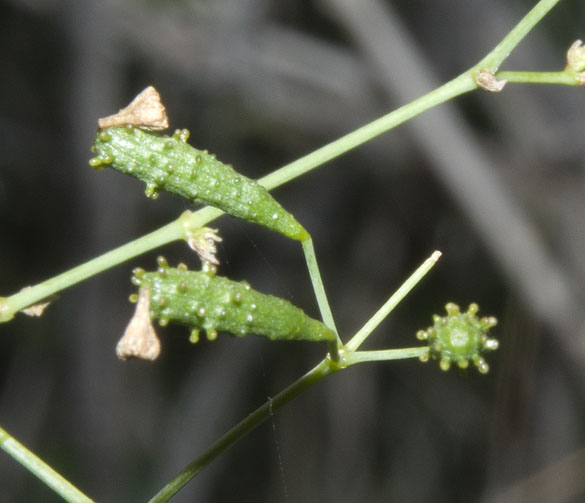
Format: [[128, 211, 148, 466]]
[[0, 0, 582, 501]]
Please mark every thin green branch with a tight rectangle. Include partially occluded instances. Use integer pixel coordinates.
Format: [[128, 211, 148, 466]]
[[476, 0, 564, 71], [0, 426, 95, 503], [147, 359, 339, 503], [342, 347, 428, 366], [147, 344, 431, 503], [257, 73, 476, 190], [301, 238, 342, 360], [346, 251, 442, 352], [0, 207, 221, 322], [496, 70, 582, 85]]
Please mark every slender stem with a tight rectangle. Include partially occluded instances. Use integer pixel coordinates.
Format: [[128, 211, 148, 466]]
[[147, 359, 339, 503], [475, 0, 564, 71], [257, 73, 476, 190], [0, 208, 220, 322], [346, 251, 442, 352], [342, 347, 428, 366], [301, 238, 342, 358], [497, 70, 582, 85], [0, 426, 95, 503]]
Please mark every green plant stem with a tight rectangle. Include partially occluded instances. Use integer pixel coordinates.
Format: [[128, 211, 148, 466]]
[[0, 207, 221, 322], [301, 238, 341, 353], [497, 70, 582, 85], [147, 345, 430, 503], [342, 347, 428, 366], [476, 0, 564, 71], [257, 74, 476, 190], [147, 358, 340, 503], [346, 251, 442, 352], [0, 426, 95, 503]]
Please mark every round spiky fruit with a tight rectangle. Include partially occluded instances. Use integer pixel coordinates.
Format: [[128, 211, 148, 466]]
[[416, 303, 498, 374]]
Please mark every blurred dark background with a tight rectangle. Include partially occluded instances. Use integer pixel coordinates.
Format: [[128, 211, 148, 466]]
[[1, 0, 585, 501]]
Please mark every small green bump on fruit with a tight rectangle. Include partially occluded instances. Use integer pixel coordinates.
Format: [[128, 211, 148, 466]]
[[445, 302, 460, 315], [481, 316, 498, 330], [89, 157, 103, 167], [484, 338, 499, 351], [159, 317, 169, 327], [416, 329, 428, 340], [207, 328, 218, 341], [190, 329, 200, 343], [145, 183, 158, 198], [129, 293, 138, 303], [98, 131, 111, 141]]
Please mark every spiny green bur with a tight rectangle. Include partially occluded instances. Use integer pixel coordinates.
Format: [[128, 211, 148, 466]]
[[416, 303, 498, 373], [90, 126, 308, 241], [132, 257, 334, 343]]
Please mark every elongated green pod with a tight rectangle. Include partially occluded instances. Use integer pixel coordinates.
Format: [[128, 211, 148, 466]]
[[90, 126, 309, 242], [131, 257, 334, 344]]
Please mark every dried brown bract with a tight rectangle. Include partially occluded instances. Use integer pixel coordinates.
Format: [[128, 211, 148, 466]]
[[19, 287, 57, 317], [116, 288, 161, 361], [476, 69, 507, 92], [98, 86, 169, 130]]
